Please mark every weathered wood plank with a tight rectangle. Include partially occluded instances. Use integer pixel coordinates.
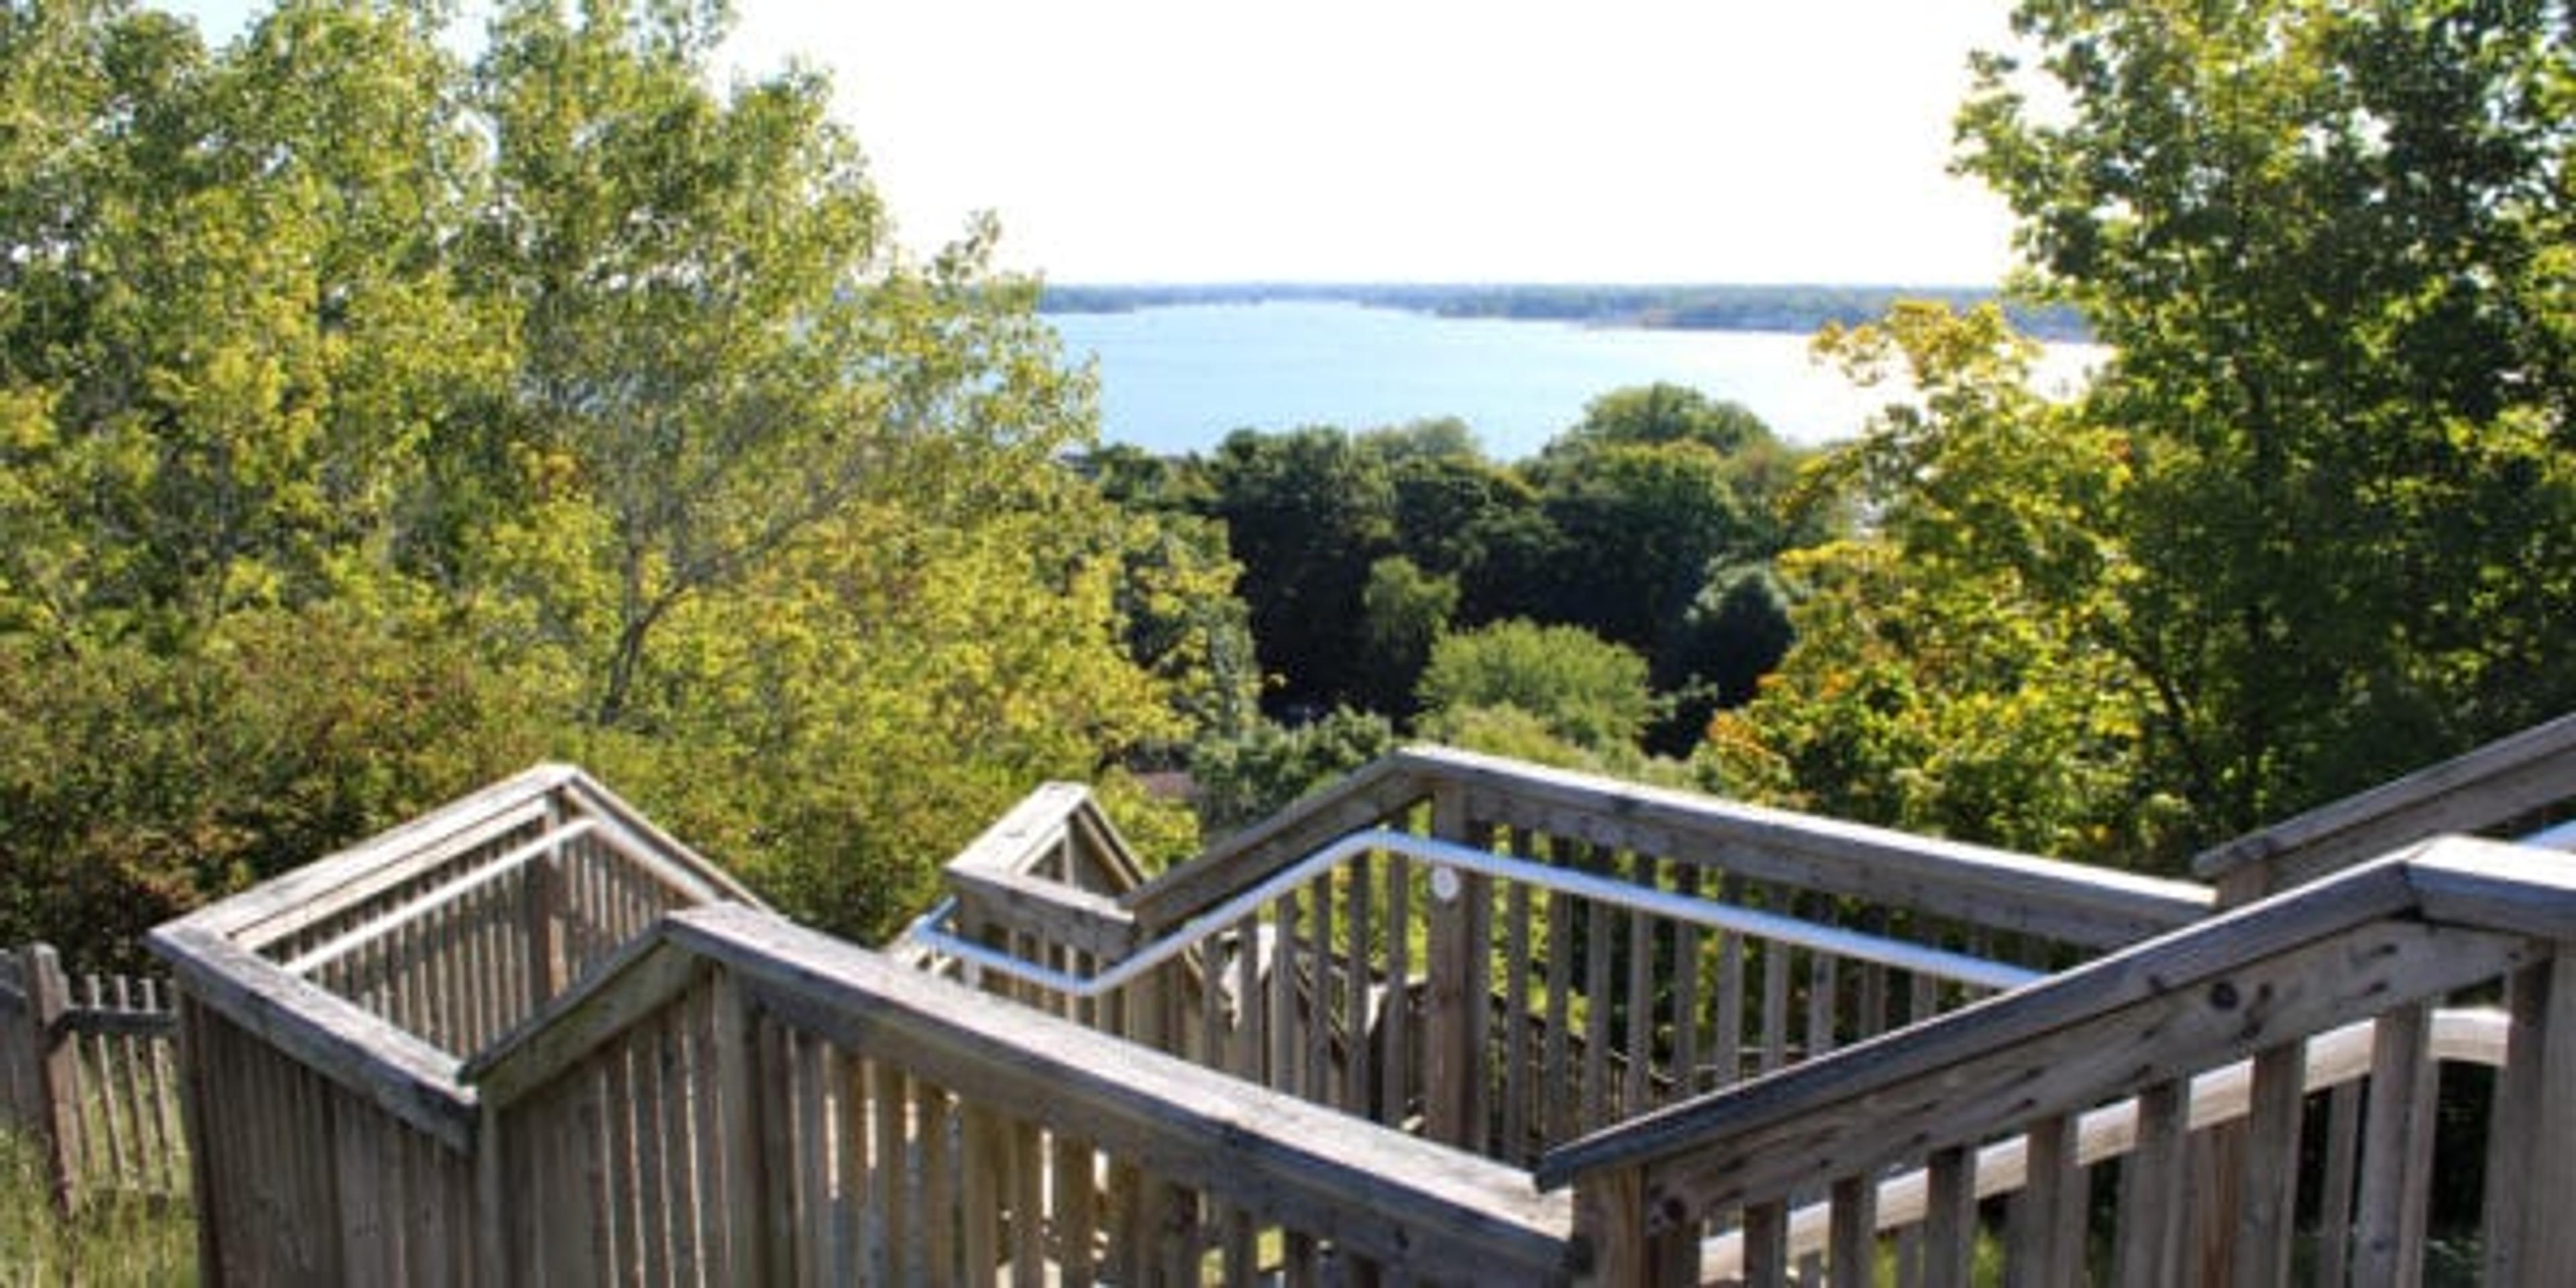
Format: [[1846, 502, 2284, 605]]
[[666, 903, 1576, 1280], [1922, 1146, 1974, 1288], [2352, 1000, 2437, 1286], [1419, 745, 2212, 947], [2112, 1079, 2186, 1286], [1535, 858, 2422, 1191], [2491, 947, 2576, 1288], [145, 924, 475, 1152], [2197, 710, 2576, 897], [1828, 1173, 1875, 1288], [1124, 758, 1434, 930], [1593, 916, 2520, 1219], [2006, 1113, 2083, 1288]]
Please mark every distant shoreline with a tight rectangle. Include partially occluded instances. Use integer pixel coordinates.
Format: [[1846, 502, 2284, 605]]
[[1038, 282, 2092, 344]]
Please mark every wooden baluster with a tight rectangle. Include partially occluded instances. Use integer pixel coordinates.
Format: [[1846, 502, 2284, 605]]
[[1743, 1198, 1791, 1288], [2488, 947, 2576, 1287], [1543, 855, 1576, 1148], [1308, 872, 1334, 1106], [1714, 875, 1746, 1089], [1672, 864, 1703, 1097], [1051, 1133, 1092, 1283], [1343, 851, 1375, 1116], [1582, 1164, 1698, 1287], [2354, 1003, 2437, 1286], [1830, 1173, 1878, 1288], [1382, 848, 1412, 1131], [2008, 1112, 2086, 1288], [1271, 888, 1299, 1095], [1502, 837, 1534, 1162], [2115, 1079, 2188, 1287], [1924, 1145, 1977, 1288], [1625, 849, 1656, 1118], [1582, 843, 1615, 1133], [2231, 1042, 2305, 1288]]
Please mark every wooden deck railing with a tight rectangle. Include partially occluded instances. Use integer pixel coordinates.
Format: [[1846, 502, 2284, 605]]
[[910, 747, 2214, 1165], [2196, 710, 2576, 902], [140, 725, 2576, 1285], [463, 902, 1574, 1284], [1538, 835, 2576, 1285], [0, 943, 186, 1214], [147, 763, 763, 1283], [150, 763, 1581, 1285]]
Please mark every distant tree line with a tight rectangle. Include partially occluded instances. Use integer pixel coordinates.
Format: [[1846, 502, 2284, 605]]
[[1040, 283, 2091, 343]]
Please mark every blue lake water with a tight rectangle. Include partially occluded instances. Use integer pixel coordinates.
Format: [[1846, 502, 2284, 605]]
[[1046, 301, 2100, 460]]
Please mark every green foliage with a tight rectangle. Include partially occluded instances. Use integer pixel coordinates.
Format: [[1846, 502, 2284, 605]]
[[1203, 427, 1398, 715], [1187, 708, 1398, 836], [1707, 304, 2186, 865], [1357, 555, 1458, 716], [1416, 620, 1656, 755], [1958, 0, 2576, 835], [1179, 393, 1811, 740], [0, 0, 1201, 954], [0, 1128, 196, 1287]]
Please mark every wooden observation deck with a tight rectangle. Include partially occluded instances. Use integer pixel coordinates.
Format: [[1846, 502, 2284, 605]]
[[149, 718, 2576, 1284]]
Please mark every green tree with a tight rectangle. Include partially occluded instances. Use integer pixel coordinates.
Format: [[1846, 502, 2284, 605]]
[[1705, 304, 2180, 863], [1357, 554, 1458, 716], [468, 0, 1092, 729], [0, 0, 1205, 953], [1203, 427, 1397, 714], [1546, 382, 1770, 458], [1416, 619, 1656, 755], [1187, 707, 1398, 835], [0, 0, 492, 641], [1958, 0, 2576, 835]]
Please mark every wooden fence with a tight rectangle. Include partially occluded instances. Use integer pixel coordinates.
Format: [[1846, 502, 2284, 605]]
[[0, 943, 187, 1214], [1541, 835, 2576, 1286], [917, 746, 2214, 1168], [142, 726, 2576, 1284]]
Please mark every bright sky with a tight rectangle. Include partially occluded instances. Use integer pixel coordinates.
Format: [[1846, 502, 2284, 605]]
[[165, 1, 2027, 286]]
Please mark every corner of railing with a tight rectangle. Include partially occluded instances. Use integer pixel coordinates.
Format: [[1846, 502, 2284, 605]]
[[1120, 751, 1443, 931], [2194, 710, 2576, 906]]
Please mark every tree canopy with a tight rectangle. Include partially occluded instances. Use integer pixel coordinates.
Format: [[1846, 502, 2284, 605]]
[[0, 0, 1213, 957]]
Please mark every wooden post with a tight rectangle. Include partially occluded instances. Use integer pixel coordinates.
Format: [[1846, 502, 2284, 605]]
[[2489, 947, 2576, 1288], [1423, 785, 1483, 1150], [174, 993, 225, 1278], [21, 944, 81, 1216], [1578, 1165, 1694, 1287], [2353, 1004, 2436, 1285], [2233, 1042, 2306, 1288], [526, 796, 568, 1014], [710, 966, 768, 1285]]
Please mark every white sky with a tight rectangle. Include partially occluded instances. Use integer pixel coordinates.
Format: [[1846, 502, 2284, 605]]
[[165, 1, 2027, 285]]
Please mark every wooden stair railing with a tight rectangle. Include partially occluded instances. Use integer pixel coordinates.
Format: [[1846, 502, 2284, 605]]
[[1538, 834, 2576, 1287], [912, 749, 2212, 1150], [2196, 710, 2576, 904]]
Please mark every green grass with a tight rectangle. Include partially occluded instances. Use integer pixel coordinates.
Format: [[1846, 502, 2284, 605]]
[[0, 1128, 196, 1286]]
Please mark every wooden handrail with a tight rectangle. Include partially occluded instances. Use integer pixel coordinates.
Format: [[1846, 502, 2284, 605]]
[[1534, 833, 2565, 1201], [1118, 746, 2210, 948], [1122, 753, 1439, 930], [1415, 746, 2212, 948], [464, 902, 1580, 1281], [2195, 710, 2576, 902], [928, 781, 1147, 960], [1694, 1007, 2511, 1276], [147, 921, 476, 1152]]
